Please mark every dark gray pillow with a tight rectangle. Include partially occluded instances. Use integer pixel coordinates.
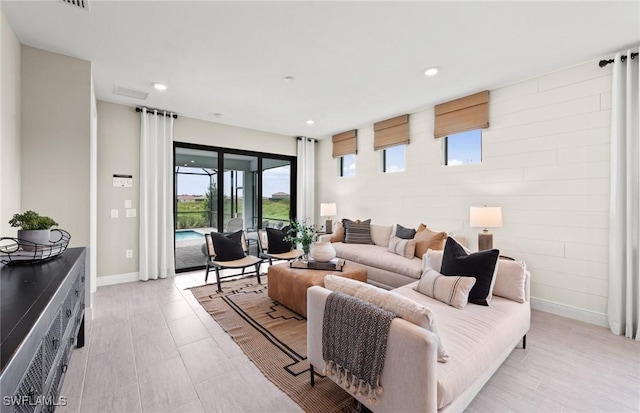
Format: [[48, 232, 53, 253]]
[[266, 226, 292, 254], [441, 237, 499, 306], [211, 230, 245, 261], [395, 224, 416, 239], [343, 219, 373, 244]]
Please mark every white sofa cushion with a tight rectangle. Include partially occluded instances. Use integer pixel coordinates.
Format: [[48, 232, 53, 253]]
[[393, 282, 530, 409], [324, 275, 449, 362], [415, 268, 476, 309], [333, 243, 423, 279], [370, 223, 393, 247]]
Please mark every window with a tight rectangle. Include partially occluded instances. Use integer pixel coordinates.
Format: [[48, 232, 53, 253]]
[[339, 154, 356, 177], [444, 129, 482, 166], [381, 145, 406, 173]]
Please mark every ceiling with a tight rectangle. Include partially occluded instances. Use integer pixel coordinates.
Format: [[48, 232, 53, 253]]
[[2, 1, 639, 139]]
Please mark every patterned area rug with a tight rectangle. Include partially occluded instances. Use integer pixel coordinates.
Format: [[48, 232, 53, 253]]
[[190, 275, 356, 413]]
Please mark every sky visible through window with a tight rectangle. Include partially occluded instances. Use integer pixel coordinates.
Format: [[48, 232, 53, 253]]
[[341, 154, 356, 177], [384, 145, 405, 172], [177, 165, 290, 197], [446, 129, 482, 165]]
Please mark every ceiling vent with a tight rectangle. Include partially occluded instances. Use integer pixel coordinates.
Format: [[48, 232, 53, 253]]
[[60, 0, 89, 11], [113, 86, 148, 100]]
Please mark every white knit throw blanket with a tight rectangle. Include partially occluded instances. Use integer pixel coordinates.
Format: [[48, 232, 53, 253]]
[[322, 292, 396, 405]]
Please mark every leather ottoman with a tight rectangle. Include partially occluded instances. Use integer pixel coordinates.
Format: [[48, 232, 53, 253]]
[[267, 262, 368, 317]]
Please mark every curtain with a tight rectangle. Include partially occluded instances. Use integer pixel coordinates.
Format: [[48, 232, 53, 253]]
[[139, 109, 175, 281], [296, 137, 316, 225], [608, 49, 639, 340]]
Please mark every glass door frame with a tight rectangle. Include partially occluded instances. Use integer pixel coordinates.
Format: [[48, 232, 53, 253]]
[[173, 142, 297, 272]]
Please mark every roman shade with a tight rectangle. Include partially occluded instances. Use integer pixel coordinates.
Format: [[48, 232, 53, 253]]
[[374, 114, 409, 151], [434, 91, 489, 138], [332, 130, 357, 158]]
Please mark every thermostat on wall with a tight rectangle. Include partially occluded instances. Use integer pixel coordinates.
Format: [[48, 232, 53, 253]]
[[113, 174, 133, 187]]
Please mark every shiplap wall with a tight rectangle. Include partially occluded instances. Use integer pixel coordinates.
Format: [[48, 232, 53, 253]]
[[316, 59, 612, 325]]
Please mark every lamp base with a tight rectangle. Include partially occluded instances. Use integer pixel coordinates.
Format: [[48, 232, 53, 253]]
[[478, 232, 493, 251], [325, 218, 333, 234]]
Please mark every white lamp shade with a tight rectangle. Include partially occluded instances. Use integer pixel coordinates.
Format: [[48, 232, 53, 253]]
[[470, 206, 503, 228], [320, 203, 337, 217]]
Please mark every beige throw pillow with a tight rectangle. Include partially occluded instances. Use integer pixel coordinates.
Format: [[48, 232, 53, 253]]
[[324, 275, 449, 363], [329, 220, 344, 243], [416, 268, 476, 309], [414, 224, 448, 258], [388, 236, 416, 259], [493, 259, 527, 303]]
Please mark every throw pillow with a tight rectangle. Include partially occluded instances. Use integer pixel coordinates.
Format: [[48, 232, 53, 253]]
[[395, 224, 416, 239], [388, 236, 416, 259], [324, 275, 449, 363], [329, 220, 344, 243], [441, 237, 499, 306], [342, 219, 373, 244], [265, 226, 292, 254], [492, 259, 527, 303], [414, 224, 448, 258], [415, 268, 476, 309], [210, 230, 245, 261]]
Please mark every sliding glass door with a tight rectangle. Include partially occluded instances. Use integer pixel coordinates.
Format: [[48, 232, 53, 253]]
[[174, 143, 296, 271]]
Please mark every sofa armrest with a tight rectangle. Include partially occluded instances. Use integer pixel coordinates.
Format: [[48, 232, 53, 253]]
[[307, 286, 438, 413]]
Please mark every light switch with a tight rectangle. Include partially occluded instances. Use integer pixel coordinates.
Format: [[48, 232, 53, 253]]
[[111, 209, 118, 218], [126, 209, 137, 218], [124, 200, 132, 209]]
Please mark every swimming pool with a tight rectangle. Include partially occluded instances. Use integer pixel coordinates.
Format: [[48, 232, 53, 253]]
[[175, 230, 205, 241]]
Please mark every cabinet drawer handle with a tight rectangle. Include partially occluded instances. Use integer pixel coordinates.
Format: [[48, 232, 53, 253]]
[[66, 309, 72, 318], [74, 289, 79, 297], [61, 364, 68, 373], [51, 338, 59, 348]]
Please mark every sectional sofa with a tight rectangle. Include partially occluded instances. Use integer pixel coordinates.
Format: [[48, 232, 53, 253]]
[[307, 249, 531, 412]]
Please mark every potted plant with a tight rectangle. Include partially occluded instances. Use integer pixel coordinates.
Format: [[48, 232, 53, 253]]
[[284, 220, 319, 260], [9, 210, 59, 251]]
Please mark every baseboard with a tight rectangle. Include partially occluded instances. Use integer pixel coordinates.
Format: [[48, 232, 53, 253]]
[[530, 296, 608, 327], [96, 272, 139, 287]]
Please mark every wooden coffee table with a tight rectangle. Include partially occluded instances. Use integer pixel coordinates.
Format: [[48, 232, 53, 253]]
[[267, 261, 367, 317]]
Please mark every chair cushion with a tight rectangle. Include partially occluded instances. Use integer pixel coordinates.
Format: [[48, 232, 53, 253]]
[[211, 230, 245, 261], [266, 226, 292, 254], [441, 237, 499, 306]]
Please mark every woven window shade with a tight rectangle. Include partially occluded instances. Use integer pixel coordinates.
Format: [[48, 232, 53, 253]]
[[332, 130, 357, 158], [434, 91, 489, 138], [373, 114, 409, 151]]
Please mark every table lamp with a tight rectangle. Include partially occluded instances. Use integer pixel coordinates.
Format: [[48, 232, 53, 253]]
[[320, 203, 337, 234], [470, 206, 503, 250]]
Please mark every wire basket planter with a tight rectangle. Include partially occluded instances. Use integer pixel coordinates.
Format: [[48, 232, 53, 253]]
[[0, 229, 70, 265]]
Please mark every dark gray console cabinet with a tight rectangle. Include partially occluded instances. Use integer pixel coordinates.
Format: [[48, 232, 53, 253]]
[[0, 248, 86, 413]]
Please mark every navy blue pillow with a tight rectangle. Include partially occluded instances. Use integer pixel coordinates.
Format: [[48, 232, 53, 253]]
[[211, 230, 245, 261], [395, 224, 416, 239], [440, 237, 499, 306], [266, 226, 292, 254]]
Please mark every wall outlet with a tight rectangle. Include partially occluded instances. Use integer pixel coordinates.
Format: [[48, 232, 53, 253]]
[[126, 249, 133, 259], [126, 208, 136, 218], [111, 209, 118, 218], [124, 199, 132, 209]]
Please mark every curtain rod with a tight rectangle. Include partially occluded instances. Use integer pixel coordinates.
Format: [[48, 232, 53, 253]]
[[599, 52, 638, 68], [135, 106, 178, 119], [296, 136, 317, 142]]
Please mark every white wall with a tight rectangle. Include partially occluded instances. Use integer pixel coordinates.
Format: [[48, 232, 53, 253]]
[[0, 11, 21, 237], [21, 46, 91, 248], [96, 101, 296, 281], [317, 59, 612, 326]]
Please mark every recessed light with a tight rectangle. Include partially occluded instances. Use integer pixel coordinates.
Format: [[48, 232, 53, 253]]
[[424, 67, 439, 77], [152, 82, 167, 91], [184, 163, 188, 166], [283, 76, 296, 83], [306, 120, 314, 125], [190, 160, 195, 163]]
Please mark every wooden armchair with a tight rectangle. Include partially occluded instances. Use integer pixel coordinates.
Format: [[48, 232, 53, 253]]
[[256, 228, 304, 265], [204, 231, 263, 292]]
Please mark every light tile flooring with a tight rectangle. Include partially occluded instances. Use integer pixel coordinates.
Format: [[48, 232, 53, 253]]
[[59, 268, 640, 413]]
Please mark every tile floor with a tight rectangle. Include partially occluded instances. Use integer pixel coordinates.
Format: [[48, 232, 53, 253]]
[[58, 268, 640, 413]]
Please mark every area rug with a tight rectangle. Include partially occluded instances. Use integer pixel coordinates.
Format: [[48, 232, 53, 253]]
[[190, 275, 355, 413]]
